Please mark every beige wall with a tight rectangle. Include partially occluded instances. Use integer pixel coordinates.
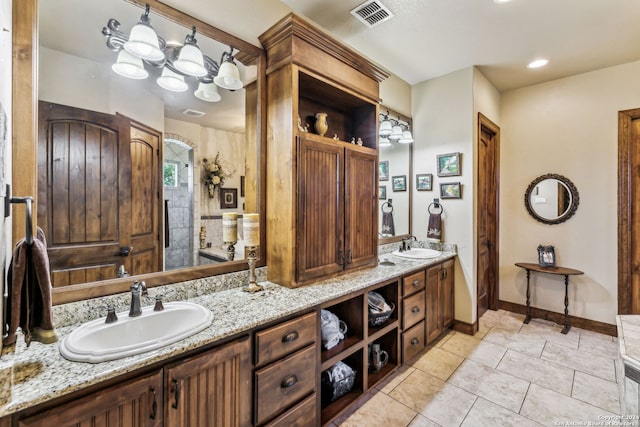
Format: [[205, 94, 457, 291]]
[[380, 74, 412, 117], [499, 59, 640, 325], [412, 67, 476, 324]]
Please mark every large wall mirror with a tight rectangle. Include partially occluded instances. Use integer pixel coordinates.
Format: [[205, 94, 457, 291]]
[[14, 0, 266, 304], [524, 173, 579, 225], [378, 107, 412, 244]]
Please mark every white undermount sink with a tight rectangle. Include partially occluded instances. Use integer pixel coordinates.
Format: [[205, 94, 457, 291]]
[[59, 301, 213, 363], [391, 248, 442, 259]]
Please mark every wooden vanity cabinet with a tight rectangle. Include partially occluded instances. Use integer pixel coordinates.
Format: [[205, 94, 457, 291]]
[[164, 336, 252, 427], [259, 14, 388, 289], [18, 370, 164, 427], [17, 336, 251, 427], [426, 259, 455, 343]]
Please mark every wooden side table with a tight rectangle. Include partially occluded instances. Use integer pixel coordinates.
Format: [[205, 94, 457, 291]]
[[514, 262, 584, 334]]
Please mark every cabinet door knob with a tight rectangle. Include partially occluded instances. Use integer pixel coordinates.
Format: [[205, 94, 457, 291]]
[[411, 306, 420, 313], [282, 331, 299, 343], [280, 374, 298, 388], [412, 280, 420, 287], [411, 337, 420, 345]]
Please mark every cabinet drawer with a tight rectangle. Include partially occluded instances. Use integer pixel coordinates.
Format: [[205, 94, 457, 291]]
[[255, 344, 317, 425], [255, 312, 317, 367], [402, 290, 426, 329], [402, 320, 425, 363], [265, 393, 316, 427], [402, 270, 425, 296]]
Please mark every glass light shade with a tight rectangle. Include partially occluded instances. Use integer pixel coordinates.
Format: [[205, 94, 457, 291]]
[[194, 82, 221, 102], [124, 23, 164, 62], [379, 137, 392, 147], [388, 124, 403, 140], [156, 67, 188, 92], [379, 119, 393, 137], [174, 43, 207, 77], [214, 61, 243, 90], [399, 130, 414, 144], [111, 50, 149, 79]]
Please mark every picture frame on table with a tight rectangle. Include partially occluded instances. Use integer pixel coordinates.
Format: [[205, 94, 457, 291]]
[[537, 245, 556, 267], [416, 173, 433, 191]]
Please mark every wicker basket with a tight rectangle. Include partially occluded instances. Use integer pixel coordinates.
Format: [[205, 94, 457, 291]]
[[368, 302, 395, 327]]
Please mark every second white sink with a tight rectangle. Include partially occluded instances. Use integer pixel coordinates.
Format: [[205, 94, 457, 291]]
[[391, 248, 442, 259], [59, 301, 213, 363]]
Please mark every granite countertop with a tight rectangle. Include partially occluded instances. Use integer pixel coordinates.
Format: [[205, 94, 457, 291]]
[[617, 315, 640, 375], [0, 248, 455, 418]]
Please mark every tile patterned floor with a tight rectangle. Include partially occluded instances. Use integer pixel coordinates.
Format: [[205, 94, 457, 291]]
[[332, 309, 624, 427]]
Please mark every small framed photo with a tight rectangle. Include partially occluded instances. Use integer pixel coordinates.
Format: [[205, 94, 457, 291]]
[[392, 175, 407, 192], [537, 245, 556, 267], [437, 152, 461, 177], [240, 175, 245, 197], [416, 173, 433, 191], [440, 182, 462, 199], [220, 188, 238, 209], [378, 185, 387, 200], [379, 161, 389, 181]]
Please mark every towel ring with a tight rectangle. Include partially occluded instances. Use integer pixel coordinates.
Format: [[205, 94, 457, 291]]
[[428, 202, 443, 215], [381, 201, 394, 213]]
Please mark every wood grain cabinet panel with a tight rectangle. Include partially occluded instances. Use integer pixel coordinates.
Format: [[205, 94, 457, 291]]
[[426, 261, 455, 343], [403, 290, 426, 330], [164, 336, 252, 427], [402, 270, 426, 296], [402, 320, 426, 363], [255, 312, 318, 368], [18, 370, 163, 427], [255, 344, 317, 425], [264, 393, 317, 427]]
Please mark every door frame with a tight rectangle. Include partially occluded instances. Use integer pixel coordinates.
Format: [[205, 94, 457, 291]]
[[618, 108, 640, 314], [477, 113, 500, 315]]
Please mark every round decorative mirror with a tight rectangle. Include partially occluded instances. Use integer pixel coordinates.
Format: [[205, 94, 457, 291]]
[[524, 173, 579, 225]]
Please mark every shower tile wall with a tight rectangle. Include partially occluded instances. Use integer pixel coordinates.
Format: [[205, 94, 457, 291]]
[[165, 140, 194, 270]]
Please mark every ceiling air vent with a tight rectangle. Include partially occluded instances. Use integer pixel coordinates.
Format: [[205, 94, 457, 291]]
[[182, 109, 205, 118], [350, 0, 394, 29]]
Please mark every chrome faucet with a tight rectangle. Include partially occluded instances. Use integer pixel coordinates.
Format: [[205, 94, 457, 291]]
[[129, 281, 148, 317], [400, 235, 417, 252]]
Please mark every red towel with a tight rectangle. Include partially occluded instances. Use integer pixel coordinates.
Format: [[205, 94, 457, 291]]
[[4, 227, 57, 346]]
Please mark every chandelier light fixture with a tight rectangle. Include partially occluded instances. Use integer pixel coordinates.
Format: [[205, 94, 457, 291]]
[[102, 3, 243, 102], [379, 111, 413, 144]]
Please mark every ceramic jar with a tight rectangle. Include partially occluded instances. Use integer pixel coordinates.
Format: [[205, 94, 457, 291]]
[[314, 112, 328, 136]]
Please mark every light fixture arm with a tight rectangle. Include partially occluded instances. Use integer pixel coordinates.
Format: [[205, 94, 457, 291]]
[[102, 18, 166, 56]]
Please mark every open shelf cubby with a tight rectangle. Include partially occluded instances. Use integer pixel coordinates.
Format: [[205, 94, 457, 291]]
[[366, 327, 400, 389], [367, 279, 400, 337], [320, 349, 365, 425], [298, 71, 377, 149], [321, 295, 364, 365]]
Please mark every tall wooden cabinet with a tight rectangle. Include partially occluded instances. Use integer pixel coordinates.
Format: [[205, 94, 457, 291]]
[[259, 13, 389, 288]]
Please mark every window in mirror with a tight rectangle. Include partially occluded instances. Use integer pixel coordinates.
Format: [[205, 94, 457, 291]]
[[524, 173, 579, 225]]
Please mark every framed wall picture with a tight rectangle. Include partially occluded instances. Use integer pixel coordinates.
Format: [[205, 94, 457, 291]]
[[220, 188, 238, 209], [416, 173, 433, 191], [440, 182, 462, 199], [379, 160, 389, 181], [240, 175, 245, 197], [379, 185, 387, 200], [392, 175, 407, 192], [437, 152, 461, 177]]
